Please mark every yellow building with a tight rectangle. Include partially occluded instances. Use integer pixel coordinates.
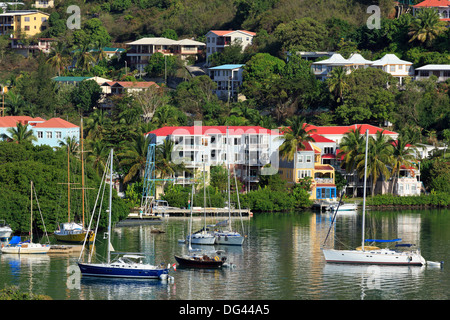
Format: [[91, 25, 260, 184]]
[[278, 141, 337, 201], [0, 10, 49, 37]]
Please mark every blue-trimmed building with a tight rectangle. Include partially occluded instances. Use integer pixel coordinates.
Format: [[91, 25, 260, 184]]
[[208, 64, 244, 101]]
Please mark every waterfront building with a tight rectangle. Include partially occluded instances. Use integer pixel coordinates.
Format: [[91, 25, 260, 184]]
[[415, 64, 450, 82], [205, 30, 256, 65], [126, 37, 205, 73], [0, 10, 49, 36], [207, 64, 244, 101], [278, 140, 337, 201], [0, 116, 79, 148], [147, 125, 283, 192]]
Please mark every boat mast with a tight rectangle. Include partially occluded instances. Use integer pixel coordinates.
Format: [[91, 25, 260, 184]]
[[81, 118, 85, 228], [30, 180, 33, 243], [361, 129, 369, 252], [67, 142, 71, 223], [226, 127, 231, 230], [107, 148, 113, 264]]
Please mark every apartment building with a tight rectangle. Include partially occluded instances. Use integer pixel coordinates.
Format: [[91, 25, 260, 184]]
[[205, 30, 256, 65], [0, 10, 49, 37], [146, 125, 283, 191], [0, 116, 79, 148], [126, 37, 205, 73], [278, 141, 337, 201], [208, 64, 244, 101]]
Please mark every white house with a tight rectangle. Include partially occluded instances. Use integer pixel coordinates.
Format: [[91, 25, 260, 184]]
[[126, 37, 205, 73], [415, 64, 450, 82], [371, 54, 414, 84], [413, 0, 450, 21], [208, 64, 244, 101], [205, 30, 256, 65], [147, 124, 283, 191]]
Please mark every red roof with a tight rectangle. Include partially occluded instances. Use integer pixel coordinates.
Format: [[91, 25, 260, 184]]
[[0, 116, 45, 127], [209, 30, 256, 36], [148, 126, 281, 136], [305, 124, 397, 136], [413, 0, 450, 7], [103, 81, 159, 88], [33, 118, 78, 128], [310, 134, 335, 143]]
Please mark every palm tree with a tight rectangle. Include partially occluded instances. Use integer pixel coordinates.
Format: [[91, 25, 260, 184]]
[[355, 130, 393, 197], [151, 105, 181, 128], [58, 136, 79, 156], [46, 42, 70, 76], [74, 43, 96, 73], [279, 116, 316, 162], [155, 138, 188, 180], [408, 8, 447, 47], [4, 91, 25, 116], [85, 109, 110, 140], [390, 136, 417, 195], [338, 128, 366, 173], [327, 66, 349, 103], [1, 122, 37, 144], [85, 139, 109, 175], [118, 134, 150, 184]]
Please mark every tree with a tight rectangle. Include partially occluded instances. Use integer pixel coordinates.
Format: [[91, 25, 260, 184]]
[[71, 80, 102, 113], [338, 128, 365, 174], [155, 138, 187, 180], [327, 66, 348, 104], [118, 133, 150, 184], [1, 122, 37, 144], [46, 42, 70, 76], [74, 42, 96, 73], [409, 8, 447, 48], [355, 130, 393, 197], [279, 116, 316, 162]]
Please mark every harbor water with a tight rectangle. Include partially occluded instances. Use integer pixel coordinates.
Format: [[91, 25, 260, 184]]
[[1, 208, 449, 301]]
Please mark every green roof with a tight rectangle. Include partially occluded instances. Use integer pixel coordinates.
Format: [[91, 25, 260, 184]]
[[53, 76, 91, 82]]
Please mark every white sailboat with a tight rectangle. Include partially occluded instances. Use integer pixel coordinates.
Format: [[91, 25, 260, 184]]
[[2, 181, 50, 254], [0, 220, 13, 240], [185, 157, 215, 245], [322, 130, 427, 266], [213, 127, 245, 246], [78, 149, 170, 279]]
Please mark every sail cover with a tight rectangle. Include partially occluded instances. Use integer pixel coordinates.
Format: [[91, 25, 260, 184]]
[[364, 238, 402, 242]]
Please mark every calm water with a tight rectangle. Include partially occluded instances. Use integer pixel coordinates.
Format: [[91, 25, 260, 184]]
[[1, 209, 449, 301]]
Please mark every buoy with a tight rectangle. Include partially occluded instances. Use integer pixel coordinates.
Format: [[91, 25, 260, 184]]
[[426, 261, 443, 268]]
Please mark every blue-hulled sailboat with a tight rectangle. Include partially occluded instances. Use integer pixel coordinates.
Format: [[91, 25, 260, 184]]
[[77, 149, 170, 280]]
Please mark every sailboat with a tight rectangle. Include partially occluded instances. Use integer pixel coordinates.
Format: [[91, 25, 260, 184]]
[[213, 127, 245, 246], [54, 119, 95, 243], [322, 130, 427, 266], [185, 162, 215, 245], [78, 149, 170, 279], [0, 220, 13, 241], [1, 181, 50, 254], [175, 185, 227, 268]]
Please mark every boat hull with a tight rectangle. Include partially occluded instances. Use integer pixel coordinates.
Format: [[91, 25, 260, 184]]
[[322, 249, 425, 266], [54, 231, 95, 243], [78, 262, 169, 279], [214, 232, 244, 246], [174, 255, 223, 268], [1, 244, 50, 254], [186, 233, 216, 245]]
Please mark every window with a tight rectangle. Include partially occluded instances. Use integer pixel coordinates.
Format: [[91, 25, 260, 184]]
[[25, 17, 30, 21], [390, 65, 395, 72], [37, 131, 43, 139], [306, 155, 312, 163], [46, 131, 52, 139], [444, 70, 450, 77], [25, 26, 30, 31], [398, 64, 403, 70], [56, 131, 62, 139], [298, 155, 303, 163]]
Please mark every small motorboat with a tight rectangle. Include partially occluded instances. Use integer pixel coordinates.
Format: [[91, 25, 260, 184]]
[[174, 252, 226, 268]]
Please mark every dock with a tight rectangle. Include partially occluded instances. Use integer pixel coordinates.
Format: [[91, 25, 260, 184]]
[[48, 245, 83, 254], [141, 207, 252, 217]]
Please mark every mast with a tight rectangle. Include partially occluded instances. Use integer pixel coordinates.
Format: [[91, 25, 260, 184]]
[[226, 127, 231, 230], [107, 149, 113, 264], [203, 161, 207, 232], [30, 180, 33, 243], [81, 118, 85, 228], [361, 129, 369, 251], [188, 184, 194, 251], [67, 143, 70, 222]]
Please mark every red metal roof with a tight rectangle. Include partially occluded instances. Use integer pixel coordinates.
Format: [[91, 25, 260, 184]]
[[33, 118, 78, 128], [310, 134, 335, 143], [148, 126, 281, 136], [0, 116, 45, 127], [209, 30, 256, 36], [413, 0, 450, 7], [305, 124, 397, 135], [103, 81, 159, 88]]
